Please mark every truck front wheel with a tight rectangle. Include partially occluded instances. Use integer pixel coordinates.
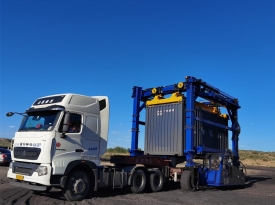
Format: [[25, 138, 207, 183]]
[[130, 169, 147, 194], [63, 170, 90, 201]]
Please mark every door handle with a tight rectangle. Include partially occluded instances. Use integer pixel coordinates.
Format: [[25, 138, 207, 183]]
[[75, 149, 83, 152]]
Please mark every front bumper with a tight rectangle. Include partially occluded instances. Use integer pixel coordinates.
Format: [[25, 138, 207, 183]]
[[7, 161, 52, 188]]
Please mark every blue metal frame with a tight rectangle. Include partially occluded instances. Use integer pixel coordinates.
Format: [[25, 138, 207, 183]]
[[184, 76, 196, 166], [130, 76, 241, 166], [130, 86, 143, 156]]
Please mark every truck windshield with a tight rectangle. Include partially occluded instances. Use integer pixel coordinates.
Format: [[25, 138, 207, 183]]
[[19, 111, 61, 132]]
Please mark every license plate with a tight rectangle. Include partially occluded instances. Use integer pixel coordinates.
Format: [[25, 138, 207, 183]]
[[16, 174, 24, 181]]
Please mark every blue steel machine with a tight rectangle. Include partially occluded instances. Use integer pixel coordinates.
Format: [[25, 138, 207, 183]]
[[126, 76, 245, 190]]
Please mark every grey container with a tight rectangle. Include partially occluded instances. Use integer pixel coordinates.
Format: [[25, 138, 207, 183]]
[[144, 102, 228, 156]]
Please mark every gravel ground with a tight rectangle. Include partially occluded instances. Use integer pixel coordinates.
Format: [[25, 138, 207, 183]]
[[0, 165, 274, 205]]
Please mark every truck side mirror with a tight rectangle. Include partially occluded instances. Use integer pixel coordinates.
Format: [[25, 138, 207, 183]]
[[60, 112, 71, 138], [60, 124, 70, 138], [6, 112, 14, 117], [62, 124, 70, 133]]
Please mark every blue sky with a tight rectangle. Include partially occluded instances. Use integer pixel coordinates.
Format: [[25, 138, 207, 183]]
[[0, 0, 274, 151]]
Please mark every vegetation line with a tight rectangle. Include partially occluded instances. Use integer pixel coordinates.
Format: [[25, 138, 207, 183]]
[[1, 138, 274, 167]]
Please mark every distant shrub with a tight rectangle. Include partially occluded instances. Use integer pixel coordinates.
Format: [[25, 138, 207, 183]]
[[267, 152, 275, 157], [106, 147, 143, 154], [251, 151, 260, 155], [0, 138, 12, 147], [107, 146, 129, 153]]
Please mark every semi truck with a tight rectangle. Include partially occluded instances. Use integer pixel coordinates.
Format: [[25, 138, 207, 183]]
[[6, 76, 246, 201]]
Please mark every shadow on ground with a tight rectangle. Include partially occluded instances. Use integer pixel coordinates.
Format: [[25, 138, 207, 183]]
[[209, 175, 273, 191], [34, 181, 182, 201], [33, 175, 273, 201]]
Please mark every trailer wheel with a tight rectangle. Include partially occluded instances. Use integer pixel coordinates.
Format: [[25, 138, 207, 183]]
[[150, 169, 164, 192], [130, 169, 147, 193], [62, 170, 90, 201], [180, 170, 196, 191]]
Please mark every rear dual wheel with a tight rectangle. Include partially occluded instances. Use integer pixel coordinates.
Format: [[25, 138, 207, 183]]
[[149, 169, 164, 192], [130, 169, 164, 193], [130, 169, 147, 193]]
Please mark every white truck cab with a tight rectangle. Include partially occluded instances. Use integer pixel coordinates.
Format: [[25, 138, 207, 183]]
[[7, 94, 109, 201]]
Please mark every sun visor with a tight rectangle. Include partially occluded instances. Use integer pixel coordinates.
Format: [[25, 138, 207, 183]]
[[26, 105, 65, 113]]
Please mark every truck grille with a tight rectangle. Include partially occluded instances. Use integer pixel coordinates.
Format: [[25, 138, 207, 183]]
[[14, 167, 32, 175], [12, 162, 39, 176], [14, 147, 41, 160]]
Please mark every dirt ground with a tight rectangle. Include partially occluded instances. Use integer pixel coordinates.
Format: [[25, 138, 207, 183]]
[[0, 165, 274, 205], [241, 159, 275, 167]]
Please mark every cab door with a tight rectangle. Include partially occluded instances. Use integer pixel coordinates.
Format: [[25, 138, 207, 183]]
[[52, 112, 83, 174], [81, 115, 100, 162]]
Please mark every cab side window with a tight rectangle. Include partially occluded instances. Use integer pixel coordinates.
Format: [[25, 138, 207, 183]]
[[60, 113, 82, 133]]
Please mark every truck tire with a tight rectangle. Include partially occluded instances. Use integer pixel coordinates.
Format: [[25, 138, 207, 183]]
[[63, 170, 90, 201], [149, 169, 164, 192], [130, 169, 147, 194], [180, 170, 196, 191]]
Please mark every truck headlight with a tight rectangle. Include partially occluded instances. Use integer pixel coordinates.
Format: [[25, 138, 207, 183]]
[[9, 161, 13, 169], [35, 166, 48, 176]]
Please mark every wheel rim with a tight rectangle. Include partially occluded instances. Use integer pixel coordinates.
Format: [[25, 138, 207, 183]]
[[154, 175, 161, 187], [73, 178, 86, 194], [134, 174, 143, 188]]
